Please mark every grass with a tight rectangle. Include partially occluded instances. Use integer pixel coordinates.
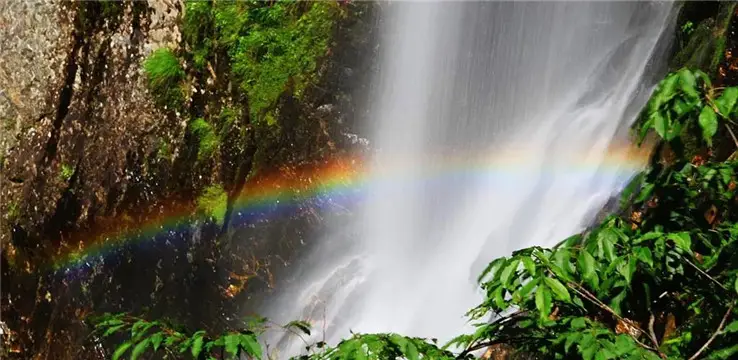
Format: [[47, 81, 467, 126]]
[[143, 48, 186, 110], [196, 185, 228, 226], [190, 118, 220, 161]]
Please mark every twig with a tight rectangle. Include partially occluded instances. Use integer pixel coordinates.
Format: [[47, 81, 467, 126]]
[[725, 123, 738, 149], [206, 61, 217, 81], [688, 303, 734, 360], [649, 314, 659, 348], [566, 281, 661, 355], [683, 256, 728, 291], [724, 124, 738, 161]]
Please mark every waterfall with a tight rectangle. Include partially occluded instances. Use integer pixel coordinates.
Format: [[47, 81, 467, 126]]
[[263, 2, 675, 356]]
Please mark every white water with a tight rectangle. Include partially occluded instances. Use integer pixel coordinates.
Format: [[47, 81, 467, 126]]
[[264, 2, 675, 357]]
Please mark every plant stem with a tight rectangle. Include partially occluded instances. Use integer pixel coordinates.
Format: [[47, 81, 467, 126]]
[[688, 303, 734, 360]]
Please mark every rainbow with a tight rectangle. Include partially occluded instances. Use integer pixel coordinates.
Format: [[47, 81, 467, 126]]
[[50, 143, 653, 273]]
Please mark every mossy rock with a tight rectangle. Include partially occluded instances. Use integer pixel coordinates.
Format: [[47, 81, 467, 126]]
[[671, 2, 737, 76], [196, 185, 227, 226]]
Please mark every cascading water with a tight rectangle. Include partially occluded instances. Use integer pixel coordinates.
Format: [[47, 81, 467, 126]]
[[263, 2, 675, 356]]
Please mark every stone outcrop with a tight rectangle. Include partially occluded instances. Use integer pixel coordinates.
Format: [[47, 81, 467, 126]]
[[0, 1, 379, 358]]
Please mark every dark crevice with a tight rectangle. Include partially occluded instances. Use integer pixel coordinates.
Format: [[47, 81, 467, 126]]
[[41, 33, 83, 167]]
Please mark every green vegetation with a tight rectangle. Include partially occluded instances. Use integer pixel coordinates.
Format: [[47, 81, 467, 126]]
[[60, 163, 74, 181], [227, 1, 338, 121], [155, 138, 173, 162], [95, 68, 738, 359], [671, 3, 736, 75], [143, 0, 340, 122], [196, 185, 227, 226], [681, 21, 694, 38], [143, 48, 186, 109], [190, 118, 220, 161], [4, 202, 19, 222]]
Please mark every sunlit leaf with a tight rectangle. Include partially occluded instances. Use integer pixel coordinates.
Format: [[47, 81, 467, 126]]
[[543, 277, 571, 303], [112, 342, 133, 360], [191, 335, 205, 358], [698, 105, 718, 147], [131, 338, 150, 360], [715, 87, 738, 116]]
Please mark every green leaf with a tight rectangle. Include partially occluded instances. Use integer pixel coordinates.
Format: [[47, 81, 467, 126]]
[[724, 320, 738, 334], [240, 334, 262, 358], [517, 279, 538, 300], [578, 249, 599, 288], [734, 277, 738, 296], [635, 183, 655, 203], [635, 247, 653, 268], [493, 286, 506, 309], [616, 256, 637, 285], [654, 113, 668, 139], [597, 229, 617, 262], [564, 332, 581, 353], [699, 105, 718, 146], [150, 332, 164, 352], [224, 334, 242, 357], [191, 335, 205, 358], [552, 249, 573, 281], [112, 342, 133, 360], [103, 324, 126, 338], [131, 338, 150, 360], [610, 289, 628, 316], [719, 167, 733, 185], [164, 333, 184, 347], [478, 258, 505, 284], [715, 87, 738, 116], [668, 232, 692, 254], [522, 257, 536, 276], [535, 287, 552, 320], [707, 344, 738, 359], [404, 341, 420, 360], [284, 320, 311, 336], [679, 68, 699, 99], [543, 277, 571, 302], [571, 317, 587, 329], [500, 259, 520, 287]]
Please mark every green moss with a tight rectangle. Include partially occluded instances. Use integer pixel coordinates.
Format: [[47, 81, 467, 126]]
[[143, 48, 186, 110], [671, 3, 737, 76], [217, 107, 239, 136], [196, 185, 227, 226], [190, 118, 219, 161], [179, 0, 340, 124], [230, 2, 339, 122], [60, 163, 74, 181], [156, 138, 173, 161], [5, 202, 19, 222]]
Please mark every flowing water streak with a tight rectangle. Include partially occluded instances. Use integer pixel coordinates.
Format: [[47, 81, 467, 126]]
[[264, 2, 675, 356]]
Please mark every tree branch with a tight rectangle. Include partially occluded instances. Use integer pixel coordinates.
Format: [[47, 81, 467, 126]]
[[565, 280, 664, 357], [688, 304, 734, 360], [649, 314, 659, 349], [682, 256, 728, 291]]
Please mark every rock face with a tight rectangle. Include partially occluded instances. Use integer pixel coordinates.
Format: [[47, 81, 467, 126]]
[[0, 1, 379, 358]]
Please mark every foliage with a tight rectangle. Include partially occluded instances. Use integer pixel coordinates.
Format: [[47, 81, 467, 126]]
[[681, 21, 694, 38], [190, 118, 220, 161], [196, 185, 228, 226], [97, 68, 738, 359], [60, 163, 74, 181], [178, 0, 340, 122], [227, 1, 339, 121], [143, 48, 186, 109], [92, 313, 263, 360]]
